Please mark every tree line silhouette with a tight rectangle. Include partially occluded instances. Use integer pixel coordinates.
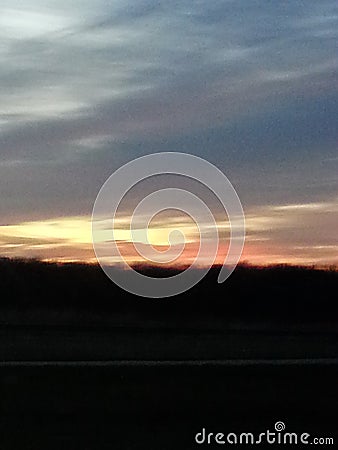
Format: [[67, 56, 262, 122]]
[[0, 257, 337, 327]]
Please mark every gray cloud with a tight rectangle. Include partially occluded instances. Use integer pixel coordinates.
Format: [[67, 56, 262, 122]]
[[0, 0, 337, 221]]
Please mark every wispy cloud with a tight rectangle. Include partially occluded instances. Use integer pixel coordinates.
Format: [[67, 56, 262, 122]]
[[0, 0, 337, 264], [1, 195, 338, 266]]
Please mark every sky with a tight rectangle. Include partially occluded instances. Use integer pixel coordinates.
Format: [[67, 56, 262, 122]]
[[0, 0, 337, 266]]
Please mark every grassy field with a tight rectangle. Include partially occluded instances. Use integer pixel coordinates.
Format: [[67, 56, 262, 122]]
[[0, 259, 337, 448], [0, 364, 337, 449]]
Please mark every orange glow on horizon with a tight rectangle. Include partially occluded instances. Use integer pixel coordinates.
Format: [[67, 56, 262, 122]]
[[0, 197, 337, 268]]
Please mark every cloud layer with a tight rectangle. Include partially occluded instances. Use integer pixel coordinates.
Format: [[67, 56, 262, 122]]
[[0, 0, 337, 264]]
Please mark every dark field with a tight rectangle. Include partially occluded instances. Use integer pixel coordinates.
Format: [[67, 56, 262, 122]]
[[1, 364, 337, 449], [0, 259, 337, 448]]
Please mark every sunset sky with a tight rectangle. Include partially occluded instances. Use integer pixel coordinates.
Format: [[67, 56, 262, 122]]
[[0, 0, 337, 267]]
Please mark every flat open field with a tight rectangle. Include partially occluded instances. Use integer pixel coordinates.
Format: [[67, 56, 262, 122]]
[[0, 260, 337, 448], [0, 363, 337, 449]]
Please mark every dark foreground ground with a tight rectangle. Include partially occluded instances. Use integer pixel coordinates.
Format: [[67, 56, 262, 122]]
[[0, 363, 337, 449], [0, 259, 337, 448]]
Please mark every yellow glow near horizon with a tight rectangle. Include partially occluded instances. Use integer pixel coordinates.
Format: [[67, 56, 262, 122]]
[[0, 217, 93, 244], [0, 216, 199, 249], [0, 198, 337, 267]]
